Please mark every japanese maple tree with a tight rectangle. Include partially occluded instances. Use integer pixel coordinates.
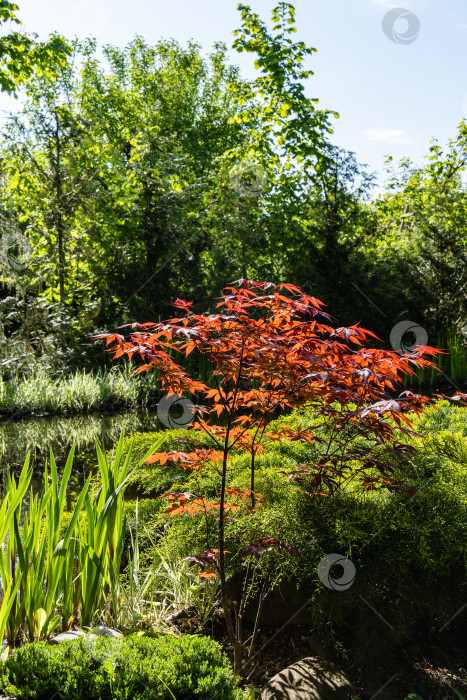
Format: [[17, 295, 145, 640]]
[[97, 279, 446, 672]]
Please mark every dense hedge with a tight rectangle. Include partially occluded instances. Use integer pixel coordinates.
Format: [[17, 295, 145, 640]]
[[0, 634, 244, 699]]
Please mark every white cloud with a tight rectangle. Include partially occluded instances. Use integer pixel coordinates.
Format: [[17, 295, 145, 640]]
[[366, 129, 412, 144]]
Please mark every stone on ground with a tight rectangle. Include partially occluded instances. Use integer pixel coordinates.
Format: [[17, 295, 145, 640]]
[[89, 626, 123, 638], [48, 630, 85, 644], [261, 656, 354, 699]]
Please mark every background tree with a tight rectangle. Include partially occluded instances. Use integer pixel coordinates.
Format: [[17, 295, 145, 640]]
[[367, 121, 467, 342], [1, 40, 103, 369], [1, 1, 466, 380], [0, 3, 338, 372], [76, 38, 252, 325], [0, 0, 70, 96]]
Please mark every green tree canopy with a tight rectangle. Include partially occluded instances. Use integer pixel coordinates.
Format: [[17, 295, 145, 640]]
[[0, 0, 70, 95]]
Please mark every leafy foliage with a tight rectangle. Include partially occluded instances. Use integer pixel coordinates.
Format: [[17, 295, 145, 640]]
[[231, 2, 337, 180], [99, 279, 452, 672], [0, 432, 165, 645], [364, 121, 467, 343], [1, 3, 467, 379], [0, 3, 368, 376], [0, 634, 243, 699], [155, 401, 467, 667], [0, 1, 70, 96]]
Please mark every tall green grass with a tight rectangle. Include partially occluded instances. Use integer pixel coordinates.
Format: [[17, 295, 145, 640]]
[[406, 329, 467, 388], [0, 367, 159, 418], [0, 431, 166, 648], [0, 348, 215, 419], [120, 504, 219, 631]]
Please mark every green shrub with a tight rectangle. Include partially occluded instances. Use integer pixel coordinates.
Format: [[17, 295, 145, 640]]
[[0, 635, 244, 699], [153, 402, 467, 665]]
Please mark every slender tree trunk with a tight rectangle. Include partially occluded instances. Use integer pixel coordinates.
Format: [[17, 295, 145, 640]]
[[218, 341, 247, 674], [54, 112, 67, 369], [219, 422, 242, 672]]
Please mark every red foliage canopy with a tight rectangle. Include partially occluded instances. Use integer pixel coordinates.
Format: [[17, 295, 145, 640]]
[[96, 280, 461, 580]]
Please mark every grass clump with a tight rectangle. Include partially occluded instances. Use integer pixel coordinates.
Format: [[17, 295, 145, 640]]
[[0, 367, 160, 418]]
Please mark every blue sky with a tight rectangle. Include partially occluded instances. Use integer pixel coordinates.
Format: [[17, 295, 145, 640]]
[[1, 0, 466, 185]]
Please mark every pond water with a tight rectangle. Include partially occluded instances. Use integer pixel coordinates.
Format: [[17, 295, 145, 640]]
[[0, 410, 164, 500]]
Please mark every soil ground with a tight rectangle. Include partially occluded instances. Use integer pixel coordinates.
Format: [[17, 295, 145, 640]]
[[236, 622, 467, 699], [176, 612, 466, 699]]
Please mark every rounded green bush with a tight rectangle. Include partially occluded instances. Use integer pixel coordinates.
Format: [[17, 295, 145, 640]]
[[0, 634, 244, 699]]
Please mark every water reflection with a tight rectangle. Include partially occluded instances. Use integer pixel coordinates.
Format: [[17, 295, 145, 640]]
[[0, 410, 163, 497]]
